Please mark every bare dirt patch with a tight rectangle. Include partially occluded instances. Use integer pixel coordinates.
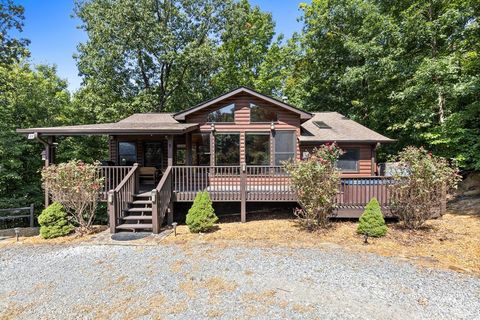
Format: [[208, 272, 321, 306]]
[[164, 212, 480, 275]]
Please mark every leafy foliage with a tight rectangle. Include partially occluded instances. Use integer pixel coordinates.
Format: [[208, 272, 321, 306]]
[[389, 147, 461, 229], [0, 0, 30, 64], [186, 191, 218, 233], [38, 202, 74, 239], [285, 143, 342, 229], [357, 198, 387, 238], [41, 160, 104, 233]]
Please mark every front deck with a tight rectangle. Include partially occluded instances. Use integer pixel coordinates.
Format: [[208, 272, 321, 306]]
[[99, 165, 395, 233]]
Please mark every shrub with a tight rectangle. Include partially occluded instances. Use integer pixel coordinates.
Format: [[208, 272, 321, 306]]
[[357, 198, 387, 241], [41, 160, 104, 233], [38, 202, 74, 239], [389, 146, 461, 229], [186, 191, 218, 233], [284, 143, 342, 229]]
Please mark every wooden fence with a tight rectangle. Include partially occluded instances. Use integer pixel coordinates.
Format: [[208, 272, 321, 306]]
[[0, 204, 35, 228]]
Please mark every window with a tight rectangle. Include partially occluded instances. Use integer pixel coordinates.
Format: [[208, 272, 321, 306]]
[[250, 103, 277, 122], [274, 131, 295, 165], [215, 133, 240, 165], [144, 142, 162, 168], [176, 144, 186, 165], [118, 142, 137, 166], [313, 121, 331, 129], [207, 103, 235, 122], [337, 148, 360, 171], [192, 133, 210, 166], [246, 133, 270, 165]]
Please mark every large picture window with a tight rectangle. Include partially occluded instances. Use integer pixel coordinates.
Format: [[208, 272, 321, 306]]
[[192, 133, 211, 166], [118, 142, 137, 166], [215, 133, 240, 166], [250, 103, 277, 122], [207, 103, 235, 123], [144, 142, 162, 168], [274, 131, 295, 165], [337, 148, 360, 172], [246, 133, 270, 165]]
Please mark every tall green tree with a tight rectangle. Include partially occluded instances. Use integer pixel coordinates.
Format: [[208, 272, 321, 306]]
[[74, 0, 229, 113], [0, 0, 30, 64]]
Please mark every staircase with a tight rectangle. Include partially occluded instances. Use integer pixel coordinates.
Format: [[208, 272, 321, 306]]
[[116, 192, 154, 232]]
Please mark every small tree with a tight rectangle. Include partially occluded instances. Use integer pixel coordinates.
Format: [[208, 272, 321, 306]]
[[41, 160, 104, 234], [284, 143, 342, 229], [357, 198, 387, 243], [389, 146, 461, 229], [38, 202, 74, 239], [186, 191, 218, 233]]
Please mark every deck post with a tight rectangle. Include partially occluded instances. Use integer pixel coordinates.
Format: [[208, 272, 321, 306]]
[[186, 132, 192, 165], [151, 189, 159, 234], [240, 163, 246, 223], [167, 135, 173, 167], [29, 203, 34, 227], [108, 190, 117, 233], [167, 201, 174, 225]]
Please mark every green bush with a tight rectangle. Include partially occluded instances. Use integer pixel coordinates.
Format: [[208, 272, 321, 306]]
[[186, 191, 218, 233], [357, 198, 387, 238], [38, 202, 74, 239]]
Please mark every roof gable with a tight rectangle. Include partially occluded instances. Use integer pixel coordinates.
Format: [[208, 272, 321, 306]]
[[174, 87, 312, 121]]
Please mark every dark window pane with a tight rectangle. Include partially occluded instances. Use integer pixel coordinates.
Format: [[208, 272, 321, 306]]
[[274, 131, 295, 165], [215, 134, 240, 166], [118, 142, 137, 166], [207, 104, 235, 122], [246, 134, 270, 165], [176, 144, 186, 165], [250, 103, 277, 122], [144, 142, 162, 168], [192, 133, 210, 166], [337, 148, 360, 171]]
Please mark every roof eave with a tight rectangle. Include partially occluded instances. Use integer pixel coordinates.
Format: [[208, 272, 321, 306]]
[[16, 125, 199, 136], [299, 138, 396, 144]]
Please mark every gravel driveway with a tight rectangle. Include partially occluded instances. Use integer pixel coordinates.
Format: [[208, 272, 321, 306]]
[[0, 241, 479, 319]]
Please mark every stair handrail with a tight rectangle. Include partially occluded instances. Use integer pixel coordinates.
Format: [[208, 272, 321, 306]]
[[151, 165, 173, 234], [107, 163, 139, 233]]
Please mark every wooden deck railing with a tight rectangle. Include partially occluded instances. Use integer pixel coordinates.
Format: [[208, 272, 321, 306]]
[[151, 166, 173, 233], [107, 164, 139, 233], [98, 166, 132, 201], [337, 176, 394, 209]]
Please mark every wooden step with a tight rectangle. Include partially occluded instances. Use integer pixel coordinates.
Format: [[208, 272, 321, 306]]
[[122, 215, 152, 221], [127, 207, 152, 213], [134, 192, 151, 198], [132, 200, 152, 205], [116, 223, 152, 230]]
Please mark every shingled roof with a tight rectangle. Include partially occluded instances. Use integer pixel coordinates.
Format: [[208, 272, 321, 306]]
[[17, 113, 198, 135], [300, 112, 393, 143]]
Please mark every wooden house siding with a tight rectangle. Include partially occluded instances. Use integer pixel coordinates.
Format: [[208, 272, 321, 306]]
[[300, 143, 374, 176], [186, 93, 301, 164]]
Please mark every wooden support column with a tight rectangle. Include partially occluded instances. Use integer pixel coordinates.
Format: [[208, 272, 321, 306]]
[[168, 201, 174, 225], [186, 132, 192, 165], [108, 190, 117, 233], [42, 136, 55, 208], [167, 135, 174, 167], [240, 163, 246, 223]]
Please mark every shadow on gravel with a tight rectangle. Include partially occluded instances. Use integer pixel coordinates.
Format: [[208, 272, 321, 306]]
[[111, 232, 151, 241]]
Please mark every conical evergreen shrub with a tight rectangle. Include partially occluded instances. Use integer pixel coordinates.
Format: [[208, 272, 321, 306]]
[[357, 197, 387, 237], [38, 202, 74, 239], [186, 191, 218, 233]]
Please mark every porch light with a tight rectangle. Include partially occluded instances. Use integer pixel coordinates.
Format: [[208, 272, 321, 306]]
[[41, 150, 47, 161], [270, 121, 275, 131], [211, 123, 215, 131]]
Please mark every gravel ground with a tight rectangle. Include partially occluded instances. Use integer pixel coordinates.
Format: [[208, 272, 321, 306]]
[[0, 241, 479, 320]]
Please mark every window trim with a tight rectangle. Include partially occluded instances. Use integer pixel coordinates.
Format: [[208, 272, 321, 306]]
[[337, 148, 360, 173], [206, 103, 236, 123]]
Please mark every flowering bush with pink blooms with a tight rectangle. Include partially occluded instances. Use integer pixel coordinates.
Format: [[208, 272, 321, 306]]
[[284, 143, 343, 229], [389, 146, 461, 229], [41, 160, 104, 233]]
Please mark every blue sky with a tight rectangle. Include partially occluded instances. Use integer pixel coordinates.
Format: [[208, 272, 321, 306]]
[[18, 0, 308, 92]]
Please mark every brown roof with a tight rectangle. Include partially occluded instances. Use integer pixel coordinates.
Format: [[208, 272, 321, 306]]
[[17, 113, 198, 135], [299, 112, 393, 143], [174, 87, 313, 121]]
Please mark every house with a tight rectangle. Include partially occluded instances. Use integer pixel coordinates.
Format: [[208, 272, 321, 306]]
[[17, 87, 394, 233]]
